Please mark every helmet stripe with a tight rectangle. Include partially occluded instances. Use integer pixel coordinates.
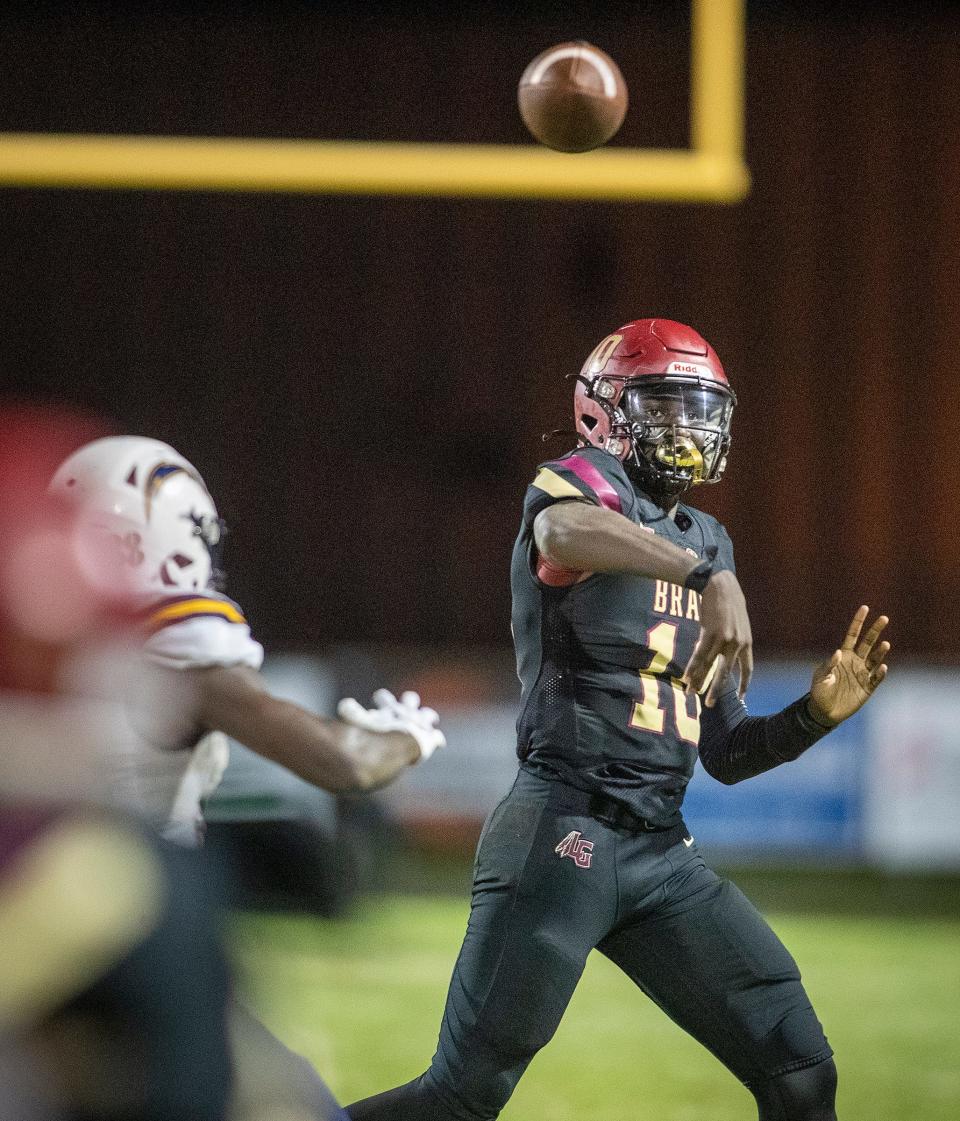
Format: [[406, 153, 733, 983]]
[[143, 462, 207, 521]]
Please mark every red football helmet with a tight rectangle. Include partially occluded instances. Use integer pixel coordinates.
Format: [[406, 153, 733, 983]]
[[573, 318, 736, 498]]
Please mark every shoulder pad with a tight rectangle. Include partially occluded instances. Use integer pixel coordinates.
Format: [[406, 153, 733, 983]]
[[140, 592, 264, 671], [532, 447, 628, 514]]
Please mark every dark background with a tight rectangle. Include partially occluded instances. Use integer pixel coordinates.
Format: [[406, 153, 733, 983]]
[[2, 0, 958, 655]]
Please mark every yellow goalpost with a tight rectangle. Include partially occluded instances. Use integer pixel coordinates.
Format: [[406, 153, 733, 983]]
[[0, 0, 747, 202]]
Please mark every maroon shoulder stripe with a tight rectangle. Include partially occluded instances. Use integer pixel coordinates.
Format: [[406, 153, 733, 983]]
[[562, 454, 622, 514]]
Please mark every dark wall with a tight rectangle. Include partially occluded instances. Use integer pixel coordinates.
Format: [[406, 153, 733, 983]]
[[2, 1, 958, 656]]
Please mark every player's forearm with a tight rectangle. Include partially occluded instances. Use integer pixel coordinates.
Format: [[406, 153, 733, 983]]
[[698, 690, 833, 785], [534, 502, 700, 584], [196, 667, 419, 793], [228, 699, 419, 793], [333, 723, 422, 791]]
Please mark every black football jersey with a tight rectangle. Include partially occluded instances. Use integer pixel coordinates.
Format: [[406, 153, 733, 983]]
[[511, 445, 736, 826]]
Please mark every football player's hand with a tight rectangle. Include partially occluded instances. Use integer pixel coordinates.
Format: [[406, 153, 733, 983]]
[[336, 689, 446, 761], [683, 569, 753, 707], [808, 605, 890, 726]]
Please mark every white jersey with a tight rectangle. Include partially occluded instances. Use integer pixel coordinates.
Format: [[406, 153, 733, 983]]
[[111, 590, 263, 844]]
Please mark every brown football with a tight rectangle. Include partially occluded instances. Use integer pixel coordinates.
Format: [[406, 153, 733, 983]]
[[518, 41, 628, 153]]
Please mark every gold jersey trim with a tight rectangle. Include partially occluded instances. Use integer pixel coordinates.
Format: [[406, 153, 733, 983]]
[[531, 467, 588, 501], [146, 596, 246, 634]]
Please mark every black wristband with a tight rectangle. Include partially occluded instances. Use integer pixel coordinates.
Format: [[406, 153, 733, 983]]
[[683, 557, 716, 594], [682, 543, 719, 594]]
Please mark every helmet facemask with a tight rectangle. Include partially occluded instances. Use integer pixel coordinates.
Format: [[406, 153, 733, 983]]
[[618, 379, 735, 499], [146, 470, 226, 591], [183, 508, 228, 590]]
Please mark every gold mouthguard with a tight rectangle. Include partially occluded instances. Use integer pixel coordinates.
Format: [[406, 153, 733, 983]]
[[655, 436, 705, 482]]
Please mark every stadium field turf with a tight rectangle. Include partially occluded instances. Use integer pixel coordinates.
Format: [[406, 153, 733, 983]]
[[235, 894, 960, 1121]]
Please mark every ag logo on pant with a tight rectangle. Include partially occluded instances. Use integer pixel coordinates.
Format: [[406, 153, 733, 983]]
[[555, 830, 594, 868]]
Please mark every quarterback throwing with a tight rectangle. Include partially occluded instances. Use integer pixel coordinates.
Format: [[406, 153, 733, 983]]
[[347, 319, 889, 1121]]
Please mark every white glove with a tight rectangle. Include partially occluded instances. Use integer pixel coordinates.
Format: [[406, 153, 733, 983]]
[[336, 689, 446, 761]]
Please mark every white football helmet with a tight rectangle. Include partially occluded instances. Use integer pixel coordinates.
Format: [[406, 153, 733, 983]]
[[50, 436, 225, 594]]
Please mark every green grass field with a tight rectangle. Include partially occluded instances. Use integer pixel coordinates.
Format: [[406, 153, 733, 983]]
[[234, 894, 960, 1120]]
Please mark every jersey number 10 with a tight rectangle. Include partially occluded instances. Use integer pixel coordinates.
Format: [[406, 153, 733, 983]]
[[629, 621, 709, 745]]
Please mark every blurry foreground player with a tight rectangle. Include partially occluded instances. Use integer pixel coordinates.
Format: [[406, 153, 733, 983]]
[[0, 407, 232, 1121], [0, 810, 233, 1121], [50, 434, 446, 1121], [347, 320, 891, 1121]]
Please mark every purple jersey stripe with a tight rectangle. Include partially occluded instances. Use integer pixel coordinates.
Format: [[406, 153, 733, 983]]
[[563, 454, 622, 514]]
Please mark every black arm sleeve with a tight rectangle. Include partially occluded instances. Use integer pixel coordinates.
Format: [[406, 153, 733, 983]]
[[698, 688, 834, 785]]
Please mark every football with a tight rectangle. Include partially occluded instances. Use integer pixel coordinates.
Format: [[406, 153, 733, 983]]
[[517, 41, 628, 153]]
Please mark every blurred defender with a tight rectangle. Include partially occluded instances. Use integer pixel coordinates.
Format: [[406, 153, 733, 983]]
[[51, 435, 446, 1121], [51, 436, 445, 847], [347, 319, 890, 1121]]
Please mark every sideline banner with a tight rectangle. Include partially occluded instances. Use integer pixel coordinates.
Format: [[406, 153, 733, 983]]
[[862, 670, 960, 870], [382, 664, 870, 857]]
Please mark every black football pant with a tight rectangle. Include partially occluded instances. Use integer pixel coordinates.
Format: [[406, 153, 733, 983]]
[[348, 769, 835, 1121]]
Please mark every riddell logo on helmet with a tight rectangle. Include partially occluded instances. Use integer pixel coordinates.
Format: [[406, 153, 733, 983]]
[[667, 361, 709, 376]]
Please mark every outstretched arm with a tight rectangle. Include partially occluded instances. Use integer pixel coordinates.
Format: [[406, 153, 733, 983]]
[[699, 606, 890, 784], [534, 501, 753, 704], [194, 665, 438, 793]]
